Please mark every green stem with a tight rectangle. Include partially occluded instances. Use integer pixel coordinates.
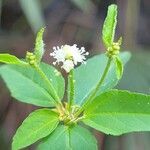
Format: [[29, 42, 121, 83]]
[[68, 70, 75, 111], [75, 58, 112, 117], [34, 64, 60, 106]]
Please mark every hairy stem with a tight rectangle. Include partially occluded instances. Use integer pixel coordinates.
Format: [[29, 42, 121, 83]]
[[75, 58, 112, 117], [67, 70, 75, 111], [34, 64, 61, 106]]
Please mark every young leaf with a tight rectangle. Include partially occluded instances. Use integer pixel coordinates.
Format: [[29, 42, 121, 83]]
[[12, 109, 59, 150], [74, 52, 131, 106], [37, 125, 98, 150], [102, 4, 117, 47], [83, 90, 150, 135], [115, 56, 123, 79], [34, 28, 45, 63], [0, 54, 25, 65], [0, 63, 65, 107]]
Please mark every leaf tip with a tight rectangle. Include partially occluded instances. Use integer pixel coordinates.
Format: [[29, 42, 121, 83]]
[[102, 4, 118, 48]]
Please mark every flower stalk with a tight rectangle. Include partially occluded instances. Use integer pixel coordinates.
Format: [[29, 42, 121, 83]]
[[67, 69, 75, 111], [75, 57, 112, 117], [26, 51, 62, 107], [74, 38, 122, 118]]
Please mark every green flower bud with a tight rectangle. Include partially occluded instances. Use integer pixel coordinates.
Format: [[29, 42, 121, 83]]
[[106, 37, 122, 58], [29, 60, 35, 65], [29, 55, 36, 60], [112, 43, 120, 51], [25, 51, 37, 66]]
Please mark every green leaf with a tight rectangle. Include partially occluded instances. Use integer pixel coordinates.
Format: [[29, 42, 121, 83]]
[[0, 63, 65, 107], [0, 54, 25, 65], [117, 51, 150, 94], [105, 51, 150, 150], [12, 109, 59, 150], [115, 56, 123, 79], [38, 125, 98, 150], [74, 52, 131, 105], [102, 4, 117, 47], [83, 90, 150, 135], [34, 28, 45, 63], [40, 63, 65, 100]]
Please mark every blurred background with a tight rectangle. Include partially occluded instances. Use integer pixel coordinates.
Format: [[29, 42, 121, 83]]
[[0, 0, 150, 149]]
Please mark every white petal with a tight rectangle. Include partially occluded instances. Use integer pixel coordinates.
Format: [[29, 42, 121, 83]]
[[62, 60, 74, 73], [50, 44, 89, 70]]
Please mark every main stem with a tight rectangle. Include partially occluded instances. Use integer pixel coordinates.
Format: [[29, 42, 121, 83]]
[[34, 64, 61, 106], [68, 70, 75, 111], [75, 58, 112, 117]]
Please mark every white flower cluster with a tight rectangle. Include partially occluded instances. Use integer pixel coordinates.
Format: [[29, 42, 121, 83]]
[[50, 44, 89, 72]]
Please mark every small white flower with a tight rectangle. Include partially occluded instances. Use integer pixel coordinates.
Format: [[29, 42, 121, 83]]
[[50, 44, 89, 72], [61, 60, 74, 73], [50, 46, 66, 65]]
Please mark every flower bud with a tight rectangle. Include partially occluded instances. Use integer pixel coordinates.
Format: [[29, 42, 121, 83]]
[[106, 38, 122, 58], [26, 51, 37, 66]]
